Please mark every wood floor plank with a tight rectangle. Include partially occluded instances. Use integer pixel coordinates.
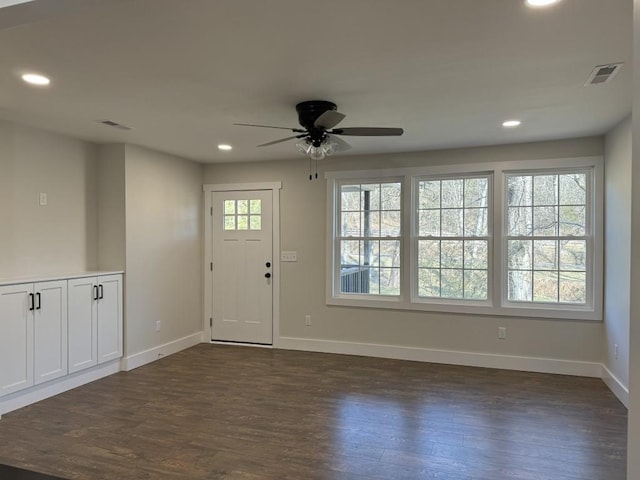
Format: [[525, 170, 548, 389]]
[[0, 344, 627, 479]]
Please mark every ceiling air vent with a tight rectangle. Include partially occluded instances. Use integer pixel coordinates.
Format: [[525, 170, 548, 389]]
[[584, 63, 623, 86], [97, 119, 132, 130]]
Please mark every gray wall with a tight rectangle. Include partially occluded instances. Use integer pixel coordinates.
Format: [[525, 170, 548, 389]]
[[204, 136, 605, 364], [0, 120, 98, 278], [603, 116, 632, 391], [123, 144, 203, 356], [627, 0, 640, 476], [97, 144, 126, 271]]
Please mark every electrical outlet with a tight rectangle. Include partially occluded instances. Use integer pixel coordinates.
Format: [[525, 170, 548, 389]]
[[498, 327, 506, 339], [305, 315, 311, 326], [155, 320, 161, 332], [39, 192, 47, 206], [614, 343, 619, 360]]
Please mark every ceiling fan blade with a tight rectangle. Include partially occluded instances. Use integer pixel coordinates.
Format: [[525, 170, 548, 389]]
[[257, 134, 306, 147], [314, 110, 346, 130], [329, 135, 352, 152], [330, 127, 404, 136], [234, 123, 306, 133]]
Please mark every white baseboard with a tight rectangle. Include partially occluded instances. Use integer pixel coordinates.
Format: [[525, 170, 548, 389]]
[[0, 360, 121, 416], [120, 332, 203, 371], [278, 336, 602, 378], [601, 364, 629, 407]]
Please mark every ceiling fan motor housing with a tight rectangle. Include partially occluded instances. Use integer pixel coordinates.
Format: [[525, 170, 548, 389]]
[[295, 100, 336, 130]]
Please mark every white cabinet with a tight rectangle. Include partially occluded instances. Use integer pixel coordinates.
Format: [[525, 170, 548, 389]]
[[68, 274, 122, 374], [97, 275, 123, 364], [33, 281, 67, 385], [0, 284, 34, 396], [68, 277, 98, 373], [0, 280, 67, 396]]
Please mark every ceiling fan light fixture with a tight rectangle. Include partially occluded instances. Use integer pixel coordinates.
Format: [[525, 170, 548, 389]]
[[296, 137, 312, 155], [322, 136, 339, 156], [296, 136, 339, 161], [309, 147, 326, 161]]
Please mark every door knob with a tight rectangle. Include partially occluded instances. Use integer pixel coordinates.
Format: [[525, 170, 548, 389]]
[[265, 273, 271, 278]]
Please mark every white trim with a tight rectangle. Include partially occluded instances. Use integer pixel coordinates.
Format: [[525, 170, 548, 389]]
[[324, 156, 602, 181], [203, 182, 282, 193], [0, 360, 120, 416], [278, 336, 602, 377], [210, 341, 273, 349], [203, 182, 281, 347], [120, 332, 202, 371], [0, 270, 124, 287], [601, 364, 629, 407]]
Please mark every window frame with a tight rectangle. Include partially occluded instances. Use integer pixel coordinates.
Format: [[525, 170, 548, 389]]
[[325, 156, 603, 321], [411, 172, 494, 308], [498, 165, 601, 319], [332, 177, 405, 304]]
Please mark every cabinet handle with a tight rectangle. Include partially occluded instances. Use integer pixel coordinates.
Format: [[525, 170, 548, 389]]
[[28, 293, 35, 311], [99, 284, 104, 299], [36, 292, 41, 310], [93, 285, 99, 301]]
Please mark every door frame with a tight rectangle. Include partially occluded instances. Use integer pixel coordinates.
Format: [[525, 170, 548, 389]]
[[203, 182, 282, 347]]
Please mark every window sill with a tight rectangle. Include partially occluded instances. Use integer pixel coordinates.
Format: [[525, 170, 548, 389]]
[[326, 295, 602, 321]]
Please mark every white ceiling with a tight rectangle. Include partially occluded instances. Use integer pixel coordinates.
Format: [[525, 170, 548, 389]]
[[0, 0, 632, 163]]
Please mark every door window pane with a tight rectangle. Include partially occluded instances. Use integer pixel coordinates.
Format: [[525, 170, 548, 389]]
[[223, 199, 262, 231]]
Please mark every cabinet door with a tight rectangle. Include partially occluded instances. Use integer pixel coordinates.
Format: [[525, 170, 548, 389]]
[[97, 274, 123, 364], [34, 280, 68, 385], [0, 284, 34, 396], [68, 277, 98, 373]]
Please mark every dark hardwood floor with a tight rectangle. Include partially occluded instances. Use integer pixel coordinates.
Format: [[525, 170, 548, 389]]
[[0, 344, 627, 479]]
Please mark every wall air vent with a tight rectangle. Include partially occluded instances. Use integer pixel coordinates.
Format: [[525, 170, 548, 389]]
[[584, 63, 623, 86], [97, 120, 132, 130]]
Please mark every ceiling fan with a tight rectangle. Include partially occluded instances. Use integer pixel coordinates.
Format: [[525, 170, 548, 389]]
[[234, 100, 404, 172]]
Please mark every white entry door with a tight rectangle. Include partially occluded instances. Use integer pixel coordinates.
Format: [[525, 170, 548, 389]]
[[211, 190, 273, 344]]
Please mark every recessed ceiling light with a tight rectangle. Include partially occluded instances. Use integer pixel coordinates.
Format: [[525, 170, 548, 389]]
[[218, 144, 232, 151], [21, 73, 50, 86], [502, 120, 522, 128], [525, 0, 561, 7]]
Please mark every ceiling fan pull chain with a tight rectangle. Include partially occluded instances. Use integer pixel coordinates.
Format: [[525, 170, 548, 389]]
[[315, 159, 318, 179], [309, 158, 312, 181]]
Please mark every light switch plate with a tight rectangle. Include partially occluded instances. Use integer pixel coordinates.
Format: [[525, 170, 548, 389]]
[[39, 192, 47, 206], [281, 251, 297, 262]]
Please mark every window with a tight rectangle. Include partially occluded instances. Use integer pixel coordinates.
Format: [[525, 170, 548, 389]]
[[505, 171, 589, 305], [416, 176, 490, 301], [326, 157, 602, 320], [224, 199, 262, 231], [338, 181, 402, 296]]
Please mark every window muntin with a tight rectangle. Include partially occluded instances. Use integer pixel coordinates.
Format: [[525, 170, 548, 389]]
[[505, 171, 589, 305], [416, 176, 490, 300], [338, 182, 402, 296]]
